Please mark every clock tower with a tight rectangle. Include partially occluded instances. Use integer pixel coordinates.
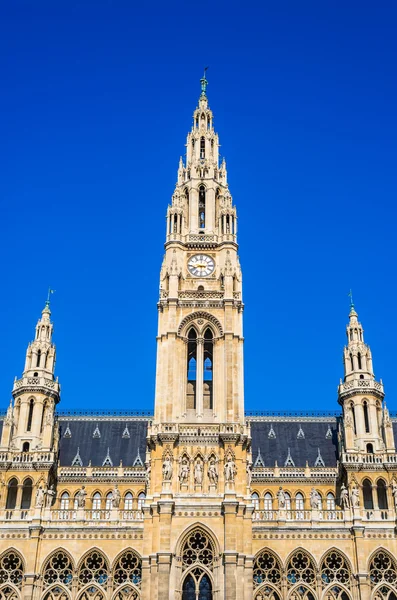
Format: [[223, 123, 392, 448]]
[[154, 73, 244, 425]]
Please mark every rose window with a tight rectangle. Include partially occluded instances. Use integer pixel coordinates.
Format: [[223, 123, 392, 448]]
[[182, 529, 215, 571], [321, 551, 351, 588], [0, 552, 24, 589], [43, 551, 73, 589], [78, 551, 109, 589], [370, 552, 397, 586], [113, 551, 142, 588], [287, 552, 316, 587], [253, 550, 282, 588], [43, 587, 70, 600]]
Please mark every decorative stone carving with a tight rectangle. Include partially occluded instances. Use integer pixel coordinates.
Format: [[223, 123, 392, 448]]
[[194, 458, 203, 485], [310, 487, 321, 509], [112, 484, 121, 508], [162, 456, 173, 482], [35, 485, 45, 508], [224, 455, 236, 483], [277, 486, 286, 509], [179, 457, 190, 485], [340, 483, 350, 509], [208, 457, 218, 487], [45, 484, 56, 509], [351, 485, 360, 508], [75, 486, 87, 508]]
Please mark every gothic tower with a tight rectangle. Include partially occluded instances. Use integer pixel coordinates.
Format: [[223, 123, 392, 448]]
[[145, 75, 252, 600], [154, 72, 244, 425]]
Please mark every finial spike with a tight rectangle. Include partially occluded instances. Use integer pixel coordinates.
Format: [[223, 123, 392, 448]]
[[348, 289, 354, 309], [200, 67, 209, 97], [45, 288, 55, 310]]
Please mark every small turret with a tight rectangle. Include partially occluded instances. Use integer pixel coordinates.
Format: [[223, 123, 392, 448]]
[[1, 294, 60, 453]]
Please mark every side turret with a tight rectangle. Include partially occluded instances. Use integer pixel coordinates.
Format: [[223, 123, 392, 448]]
[[1, 297, 60, 453]]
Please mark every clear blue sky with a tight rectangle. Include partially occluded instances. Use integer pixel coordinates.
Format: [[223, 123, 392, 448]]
[[1, 1, 396, 414]]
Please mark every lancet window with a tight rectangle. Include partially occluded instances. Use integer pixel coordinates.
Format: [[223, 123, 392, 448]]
[[377, 479, 388, 510], [112, 588, 139, 600], [363, 479, 374, 510], [6, 479, 18, 510], [181, 529, 215, 600], [203, 329, 213, 410], [27, 399, 34, 432], [42, 588, 69, 600], [0, 588, 19, 600], [187, 329, 197, 409], [198, 186, 206, 229], [369, 551, 397, 600], [21, 478, 32, 510], [77, 587, 104, 600], [200, 137, 205, 159]]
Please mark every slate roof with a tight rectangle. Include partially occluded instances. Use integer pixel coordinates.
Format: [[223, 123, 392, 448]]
[[58, 419, 148, 467], [250, 419, 339, 468]]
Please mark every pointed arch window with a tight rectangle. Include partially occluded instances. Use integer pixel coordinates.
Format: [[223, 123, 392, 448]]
[[350, 403, 357, 434], [187, 329, 197, 410], [6, 478, 18, 510], [137, 492, 146, 512], [60, 491, 70, 519], [199, 186, 206, 229], [369, 551, 397, 594], [350, 353, 354, 371], [251, 492, 260, 513], [377, 479, 388, 510], [0, 550, 24, 590], [21, 478, 32, 509], [253, 549, 282, 588], [200, 136, 205, 159], [363, 401, 370, 433], [357, 352, 362, 369], [124, 492, 133, 511], [295, 492, 304, 519], [92, 492, 102, 520], [363, 478, 374, 510], [286, 550, 316, 587], [26, 399, 34, 432], [78, 550, 109, 589], [203, 328, 213, 410], [43, 550, 73, 590], [36, 349, 41, 367]]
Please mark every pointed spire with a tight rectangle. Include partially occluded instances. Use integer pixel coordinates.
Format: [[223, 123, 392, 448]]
[[102, 447, 113, 466], [254, 447, 265, 467], [63, 424, 72, 438], [325, 425, 332, 439], [133, 448, 144, 467], [284, 448, 295, 467], [71, 446, 83, 466], [122, 423, 130, 439], [314, 448, 325, 467], [93, 424, 101, 439], [297, 425, 305, 439], [268, 424, 276, 439]]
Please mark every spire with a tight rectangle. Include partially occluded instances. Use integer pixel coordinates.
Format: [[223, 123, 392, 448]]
[[342, 299, 375, 382], [22, 298, 57, 378]]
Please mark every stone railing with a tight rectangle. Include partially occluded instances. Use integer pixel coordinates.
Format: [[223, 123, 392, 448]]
[[339, 378, 384, 395], [0, 451, 54, 464], [50, 509, 144, 523], [252, 507, 395, 524], [342, 452, 397, 465], [13, 376, 60, 394]]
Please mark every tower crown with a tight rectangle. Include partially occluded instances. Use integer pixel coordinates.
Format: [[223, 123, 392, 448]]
[[24, 300, 56, 378], [342, 304, 373, 383]]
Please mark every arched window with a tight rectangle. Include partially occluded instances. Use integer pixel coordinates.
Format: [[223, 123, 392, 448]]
[[0, 551, 24, 592], [26, 399, 34, 432], [349, 353, 354, 371], [377, 479, 388, 510], [286, 550, 316, 588], [350, 404, 357, 434], [363, 479, 374, 510], [105, 492, 113, 514], [200, 136, 205, 159], [251, 492, 259, 511], [6, 479, 18, 510], [36, 349, 41, 367], [42, 589, 70, 600], [369, 551, 397, 597], [203, 328, 213, 410], [198, 186, 206, 229], [181, 528, 215, 572], [295, 493, 304, 520], [60, 492, 70, 519], [113, 550, 142, 589], [40, 400, 47, 433], [21, 478, 32, 509], [326, 492, 336, 519], [366, 443, 374, 454], [284, 492, 292, 512], [0, 587, 20, 600], [187, 329, 197, 410], [357, 352, 362, 370], [137, 492, 145, 512], [363, 401, 370, 433], [77, 550, 109, 589], [42, 550, 73, 590], [124, 492, 133, 511], [264, 492, 273, 513], [289, 587, 316, 600], [112, 587, 139, 600], [253, 549, 282, 589], [92, 492, 102, 519], [22, 442, 30, 452], [182, 572, 212, 600], [78, 586, 104, 599]]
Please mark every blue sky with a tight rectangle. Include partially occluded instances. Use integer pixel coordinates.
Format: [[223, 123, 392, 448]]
[[1, 1, 396, 414]]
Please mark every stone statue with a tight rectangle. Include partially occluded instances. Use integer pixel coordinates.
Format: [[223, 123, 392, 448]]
[[246, 461, 252, 487], [208, 458, 218, 486], [340, 483, 350, 509], [112, 484, 121, 508], [179, 457, 189, 484], [310, 487, 321, 510], [162, 456, 173, 482], [45, 485, 56, 509], [145, 463, 151, 487], [277, 486, 286, 509], [35, 485, 45, 508], [351, 485, 360, 508], [224, 456, 237, 483], [45, 410, 53, 426], [76, 486, 87, 508], [194, 459, 203, 485], [391, 480, 397, 509]]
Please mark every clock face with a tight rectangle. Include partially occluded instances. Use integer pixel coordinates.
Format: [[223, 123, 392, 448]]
[[188, 254, 215, 277]]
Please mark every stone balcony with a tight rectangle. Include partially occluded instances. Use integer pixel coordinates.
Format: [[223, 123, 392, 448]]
[[12, 375, 60, 397], [341, 452, 397, 467], [0, 450, 55, 466], [252, 507, 396, 526], [0, 507, 144, 526], [338, 377, 384, 400]]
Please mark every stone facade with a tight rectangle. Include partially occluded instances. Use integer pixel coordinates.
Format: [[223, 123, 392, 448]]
[[0, 76, 396, 600]]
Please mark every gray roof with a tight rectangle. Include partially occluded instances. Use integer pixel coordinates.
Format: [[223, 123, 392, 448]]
[[250, 420, 339, 467], [58, 419, 148, 467]]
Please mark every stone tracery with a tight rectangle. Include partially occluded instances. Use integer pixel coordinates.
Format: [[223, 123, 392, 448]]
[[113, 550, 142, 589], [320, 550, 351, 588], [253, 550, 282, 588], [0, 551, 24, 590], [286, 551, 316, 588], [78, 551, 109, 589], [181, 528, 215, 571], [43, 551, 73, 589], [369, 550, 397, 599]]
